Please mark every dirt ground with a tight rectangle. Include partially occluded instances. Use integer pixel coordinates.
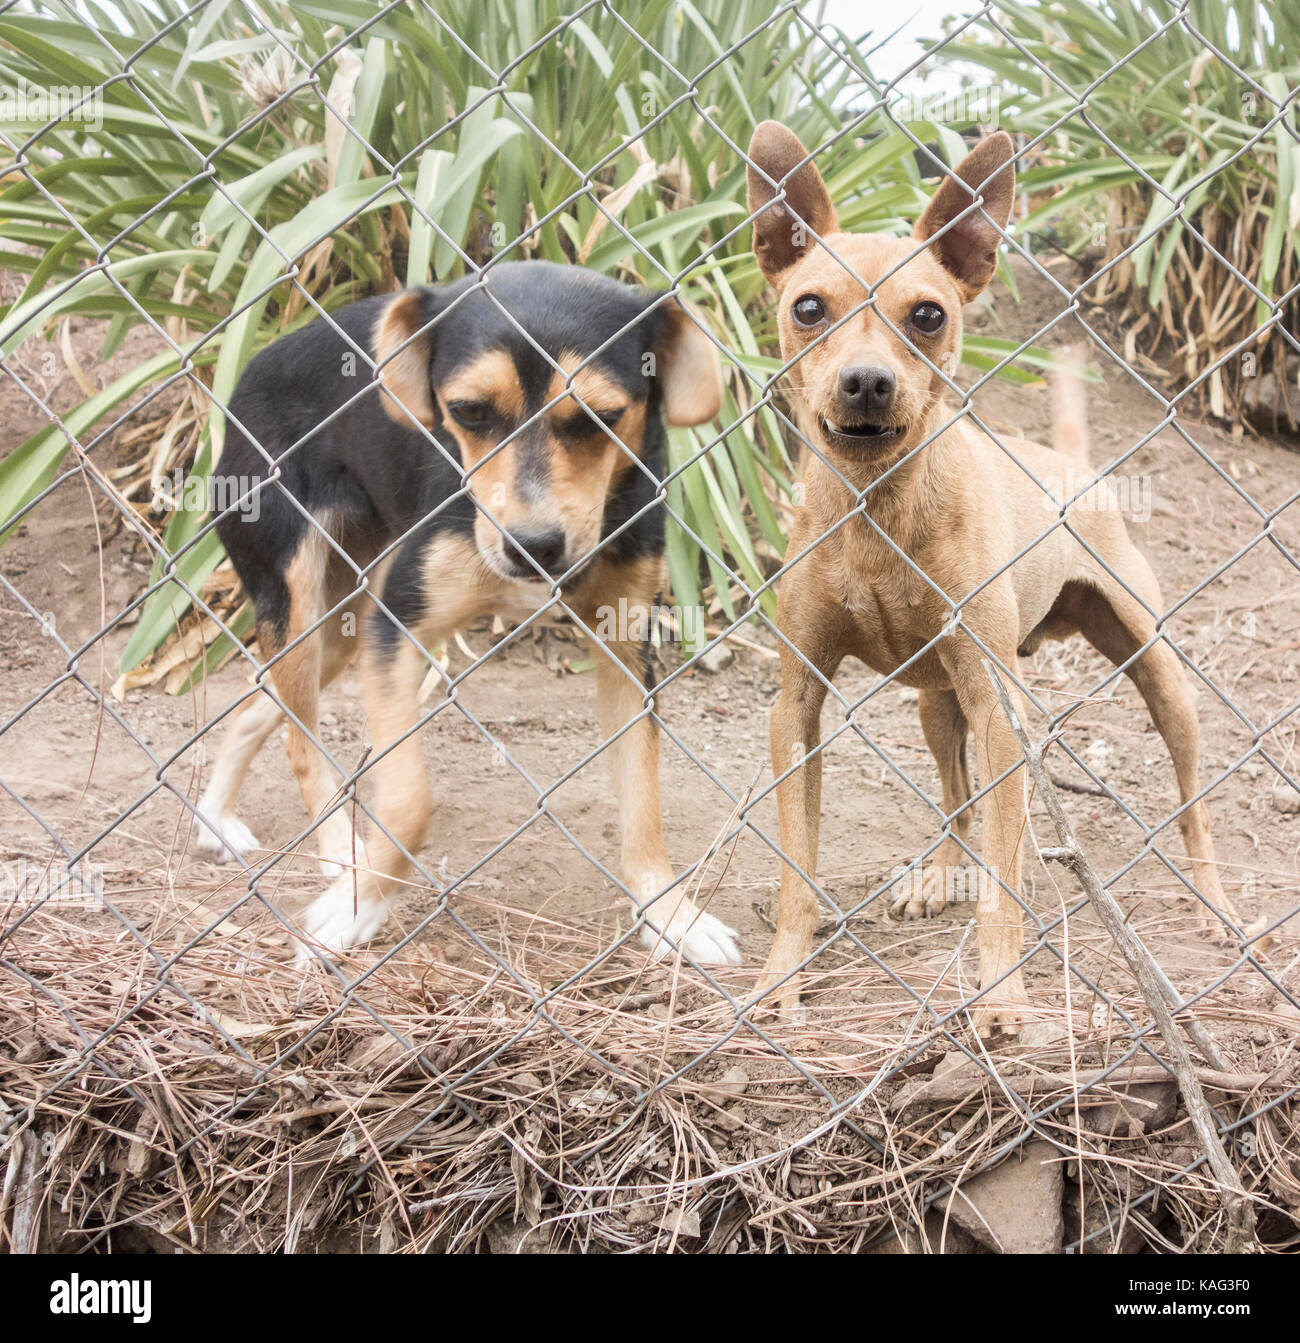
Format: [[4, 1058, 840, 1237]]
[[3, 257, 1299, 1157]]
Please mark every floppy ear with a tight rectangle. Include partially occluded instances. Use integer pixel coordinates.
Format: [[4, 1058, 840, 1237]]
[[373, 288, 439, 427], [746, 120, 838, 287], [654, 299, 722, 428], [913, 132, 1015, 301]]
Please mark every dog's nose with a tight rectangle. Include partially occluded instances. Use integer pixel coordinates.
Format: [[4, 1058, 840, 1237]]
[[838, 365, 896, 417], [507, 528, 567, 576]]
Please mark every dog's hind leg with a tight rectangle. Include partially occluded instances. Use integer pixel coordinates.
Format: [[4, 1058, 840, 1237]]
[[193, 599, 359, 866], [1073, 567, 1242, 929], [193, 679, 284, 863], [893, 688, 973, 919]]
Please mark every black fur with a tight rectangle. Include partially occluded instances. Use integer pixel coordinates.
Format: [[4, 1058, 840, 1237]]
[[213, 262, 674, 645]]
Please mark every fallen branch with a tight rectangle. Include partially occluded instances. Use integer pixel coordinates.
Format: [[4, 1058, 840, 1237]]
[[892, 1063, 1275, 1112], [984, 660, 1259, 1253], [7, 1128, 43, 1254]]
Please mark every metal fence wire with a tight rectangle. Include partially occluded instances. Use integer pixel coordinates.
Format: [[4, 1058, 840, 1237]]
[[1, 0, 1298, 1254]]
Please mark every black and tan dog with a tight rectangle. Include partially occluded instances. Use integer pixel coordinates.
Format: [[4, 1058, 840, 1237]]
[[194, 261, 740, 966], [746, 123, 1246, 1030]]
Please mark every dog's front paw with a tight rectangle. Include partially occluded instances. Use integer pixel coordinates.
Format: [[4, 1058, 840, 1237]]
[[970, 1000, 1026, 1037], [751, 962, 805, 1020], [888, 866, 949, 920], [970, 968, 1030, 1037], [639, 897, 741, 966], [193, 812, 260, 864], [293, 878, 388, 967]]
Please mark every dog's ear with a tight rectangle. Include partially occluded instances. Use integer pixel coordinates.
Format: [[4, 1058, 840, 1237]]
[[913, 132, 1015, 301], [653, 298, 722, 427], [746, 121, 838, 287], [373, 288, 440, 427]]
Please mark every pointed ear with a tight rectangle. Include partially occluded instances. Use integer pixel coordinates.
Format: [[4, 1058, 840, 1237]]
[[653, 299, 722, 427], [913, 132, 1015, 301], [746, 120, 838, 287], [373, 288, 439, 427]]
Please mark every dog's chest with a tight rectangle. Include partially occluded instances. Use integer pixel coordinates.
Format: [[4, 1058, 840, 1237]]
[[829, 539, 935, 676]]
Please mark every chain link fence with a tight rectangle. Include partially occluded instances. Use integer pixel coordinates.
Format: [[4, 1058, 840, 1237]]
[[1, 0, 1298, 1253]]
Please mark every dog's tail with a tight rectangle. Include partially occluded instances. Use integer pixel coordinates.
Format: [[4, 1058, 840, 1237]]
[[1051, 345, 1091, 465]]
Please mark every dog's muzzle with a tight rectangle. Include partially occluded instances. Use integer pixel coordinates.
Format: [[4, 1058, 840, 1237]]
[[822, 364, 904, 453], [818, 416, 904, 453]]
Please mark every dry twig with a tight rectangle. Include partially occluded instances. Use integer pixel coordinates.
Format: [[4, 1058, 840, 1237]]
[[984, 660, 1259, 1253]]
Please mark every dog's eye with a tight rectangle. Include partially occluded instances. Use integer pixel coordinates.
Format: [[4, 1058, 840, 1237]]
[[556, 408, 627, 443], [791, 294, 826, 327], [562, 408, 625, 438], [910, 302, 946, 334], [448, 401, 491, 429]]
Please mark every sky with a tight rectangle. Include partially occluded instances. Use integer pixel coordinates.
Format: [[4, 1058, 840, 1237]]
[[818, 0, 983, 89]]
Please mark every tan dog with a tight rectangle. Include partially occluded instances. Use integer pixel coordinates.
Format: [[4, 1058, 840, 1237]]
[[746, 122, 1243, 1031]]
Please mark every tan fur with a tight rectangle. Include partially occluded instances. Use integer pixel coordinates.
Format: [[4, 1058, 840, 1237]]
[[439, 348, 527, 420], [568, 554, 732, 952], [374, 290, 436, 427], [746, 120, 839, 279], [272, 532, 364, 869], [748, 122, 1243, 1033], [653, 302, 724, 426], [196, 542, 365, 873], [552, 352, 633, 416], [1051, 344, 1091, 465], [341, 633, 436, 934]]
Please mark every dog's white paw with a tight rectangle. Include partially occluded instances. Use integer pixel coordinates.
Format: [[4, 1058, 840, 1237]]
[[193, 812, 260, 864], [292, 879, 388, 966], [640, 900, 741, 966]]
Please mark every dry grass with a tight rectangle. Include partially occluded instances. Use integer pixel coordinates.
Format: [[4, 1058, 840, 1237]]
[[1088, 187, 1300, 430], [2, 871, 1298, 1254]]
